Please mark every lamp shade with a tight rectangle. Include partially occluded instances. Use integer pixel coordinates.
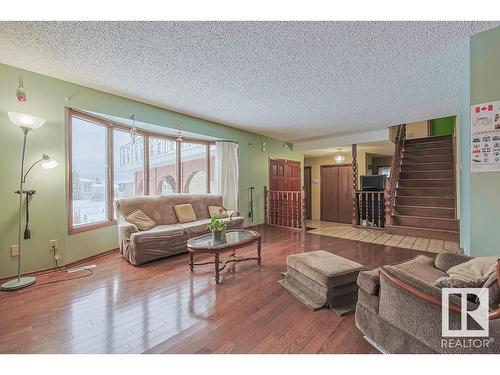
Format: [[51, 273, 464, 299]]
[[42, 158, 58, 169], [8, 112, 45, 129], [41, 154, 58, 169]]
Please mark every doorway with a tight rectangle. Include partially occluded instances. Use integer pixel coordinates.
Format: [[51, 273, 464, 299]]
[[320, 164, 352, 223], [269, 159, 301, 191], [304, 166, 312, 220]]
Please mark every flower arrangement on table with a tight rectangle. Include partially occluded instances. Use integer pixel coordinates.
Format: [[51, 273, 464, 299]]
[[207, 207, 232, 241]]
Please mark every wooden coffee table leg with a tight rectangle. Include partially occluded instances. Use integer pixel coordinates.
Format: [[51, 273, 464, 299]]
[[214, 252, 220, 284], [257, 239, 262, 265], [189, 251, 194, 272]]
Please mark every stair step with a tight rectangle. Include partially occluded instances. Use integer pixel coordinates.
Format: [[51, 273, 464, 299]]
[[390, 225, 459, 242], [392, 215, 459, 231], [402, 154, 453, 163], [402, 148, 453, 157], [405, 135, 453, 145], [401, 162, 453, 172], [404, 140, 452, 150], [398, 178, 454, 188], [396, 196, 455, 208], [400, 170, 453, 179], [394, 205, 455, 219], [397, 187, 454, 197]]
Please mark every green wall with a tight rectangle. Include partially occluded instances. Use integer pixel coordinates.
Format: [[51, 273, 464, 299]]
[[0, 63, 303, 277], [468, 26, 500, 257], [430, 116, 454, 136]]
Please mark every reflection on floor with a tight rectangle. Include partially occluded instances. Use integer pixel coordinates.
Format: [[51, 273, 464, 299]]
[[306, 220, 350, 229], [308, 224, 460, 254]]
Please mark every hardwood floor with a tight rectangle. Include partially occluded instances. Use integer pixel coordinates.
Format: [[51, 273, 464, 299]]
[[0, 225, 429, 354]]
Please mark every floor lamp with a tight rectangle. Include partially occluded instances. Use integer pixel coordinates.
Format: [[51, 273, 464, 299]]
[[1, 112, 58, 291]]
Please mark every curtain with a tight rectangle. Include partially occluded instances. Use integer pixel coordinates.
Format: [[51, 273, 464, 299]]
[[215, 141, 239, 210]]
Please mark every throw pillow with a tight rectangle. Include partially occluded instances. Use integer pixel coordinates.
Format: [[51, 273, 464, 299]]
[[447, 256, 498, 283], [125, 209, 156, 231], [174, 204, 197, 223], [434, 276, 484, 289], [208, 205, 229, 218]]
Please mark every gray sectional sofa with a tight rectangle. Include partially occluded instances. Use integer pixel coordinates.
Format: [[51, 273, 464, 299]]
[[355, 252, 500, 354], [115, 194, 244, 265]]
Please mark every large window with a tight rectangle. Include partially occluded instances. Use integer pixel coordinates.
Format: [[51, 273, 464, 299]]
[[68, 109, 216, 233], [70, 115, 110, 231], [114, 129, 145, 199], [181, 142, 208, 194], [149, 137, 177, 195]]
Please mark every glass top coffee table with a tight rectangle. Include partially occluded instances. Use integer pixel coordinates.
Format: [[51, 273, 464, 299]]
[[187, 229, 262, 284]]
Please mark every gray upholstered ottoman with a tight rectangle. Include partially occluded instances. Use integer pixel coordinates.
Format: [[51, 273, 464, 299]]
[[279, 250, 367, 315]]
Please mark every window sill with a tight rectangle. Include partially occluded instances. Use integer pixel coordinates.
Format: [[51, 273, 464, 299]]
[[69, 220, 117, 235]]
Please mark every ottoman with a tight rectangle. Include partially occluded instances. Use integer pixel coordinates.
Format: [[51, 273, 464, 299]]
[[279, 250, 367, 315]]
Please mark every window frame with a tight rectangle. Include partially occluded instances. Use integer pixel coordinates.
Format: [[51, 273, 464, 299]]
[[67, 108, 215, 234]]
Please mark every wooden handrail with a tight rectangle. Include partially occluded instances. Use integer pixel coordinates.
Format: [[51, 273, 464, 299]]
[[379, 266, 500, 320], [384, 124, 406, 232]]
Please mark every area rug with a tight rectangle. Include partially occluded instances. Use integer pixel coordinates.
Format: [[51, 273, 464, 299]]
[[308, 226, 460, 253]]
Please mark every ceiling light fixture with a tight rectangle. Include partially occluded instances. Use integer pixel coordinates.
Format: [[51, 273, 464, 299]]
[[334, 147, 345, 164]]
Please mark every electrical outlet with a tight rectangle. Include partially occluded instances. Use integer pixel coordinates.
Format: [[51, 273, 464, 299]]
[[11, 245, 19, 257], [49, 239, 58, 250]]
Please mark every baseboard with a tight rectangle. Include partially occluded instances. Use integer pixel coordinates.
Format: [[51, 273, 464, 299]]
[[0, 248, 119, 282]]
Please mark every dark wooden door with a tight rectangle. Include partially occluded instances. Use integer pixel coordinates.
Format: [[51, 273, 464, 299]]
[[269, 159, 301, 191], [304, 166, 312, 220], [338, 165, 352, 223], [321, 166, 339, 222], [321, 165, 352, 223]]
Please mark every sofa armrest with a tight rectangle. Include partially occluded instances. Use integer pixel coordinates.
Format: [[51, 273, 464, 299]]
[[434, 252, 473, 272], [358, 269, 380, 295], [118, 223, 139, 242], [380, 266, 500, 320]]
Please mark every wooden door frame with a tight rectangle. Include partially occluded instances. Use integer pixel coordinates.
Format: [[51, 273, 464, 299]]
[[304, 166, 312, 220], [320, 164, 352, 222], [268, 157, 302, 191]]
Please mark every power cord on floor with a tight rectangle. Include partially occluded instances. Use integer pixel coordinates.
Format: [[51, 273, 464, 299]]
[[36, 246, 95, 287]]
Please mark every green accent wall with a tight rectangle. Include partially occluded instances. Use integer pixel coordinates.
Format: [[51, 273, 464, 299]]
[[430, 116, 454, 136], [0, 63, 303, 277], [468, 26, 500, 257]]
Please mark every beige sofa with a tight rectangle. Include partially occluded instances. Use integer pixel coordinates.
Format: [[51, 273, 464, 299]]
[[115, 194, 244, 265]]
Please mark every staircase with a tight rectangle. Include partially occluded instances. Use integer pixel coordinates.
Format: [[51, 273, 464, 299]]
[[390, 135, 459, 242]]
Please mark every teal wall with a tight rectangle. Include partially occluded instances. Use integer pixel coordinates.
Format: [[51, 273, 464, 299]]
[[468, 26, 500, 257], [0, 63, 303, 277], [459, 38, 471, 255]]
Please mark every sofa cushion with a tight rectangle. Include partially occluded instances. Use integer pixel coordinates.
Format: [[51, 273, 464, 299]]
[[222, 216, 244, 226], [434, 252, 472, 272], [392, 255, 447, 284], [482, 271, 500, 310], [286, 250, 366, 287], [208, 205, 228, 218], [178, 219, 211, 234], [358, 268, 380, 295], [130, 224, 184, 244], [434, 276, 484, 289], [115, 194, 224, 225], [174, 204, 197, 223], [447, 256, 498, 283], [125, 209, 156, 231]]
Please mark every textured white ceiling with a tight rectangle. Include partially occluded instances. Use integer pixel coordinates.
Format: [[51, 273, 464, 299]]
[[0, 21, 497, 142]]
